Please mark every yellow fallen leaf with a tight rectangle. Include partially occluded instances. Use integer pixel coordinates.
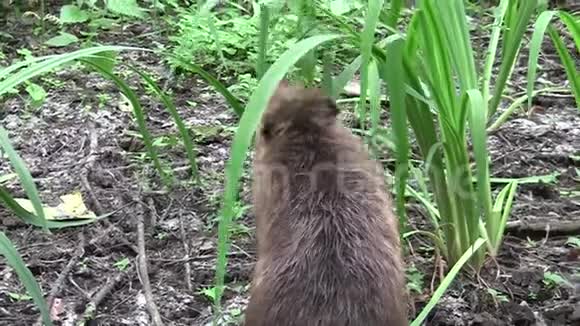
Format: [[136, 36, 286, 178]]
[[14, 191, 96, 220], [58, 191, 96, 218]]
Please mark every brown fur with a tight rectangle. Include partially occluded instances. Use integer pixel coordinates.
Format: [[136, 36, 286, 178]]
[[245, 81, 408, 326]]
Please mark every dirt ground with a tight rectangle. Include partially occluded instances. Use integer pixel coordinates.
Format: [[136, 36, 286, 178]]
[[0, 5, 579, 326]]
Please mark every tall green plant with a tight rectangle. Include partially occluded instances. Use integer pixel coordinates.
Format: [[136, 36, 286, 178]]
[[380, 0, 540, 268]]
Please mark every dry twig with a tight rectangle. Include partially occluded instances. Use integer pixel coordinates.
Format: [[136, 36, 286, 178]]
[[136, 202, 165, 326]]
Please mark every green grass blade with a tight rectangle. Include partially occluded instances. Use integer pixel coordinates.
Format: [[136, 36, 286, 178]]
[[382, 38, 409, 231], [0, 231, 53, 326], [256, 4, 270, 79], [438, 0, 478, 90], [526, 10, 557, 110], [402, 229, 446, 255], [296, 1, 317, 85], [170, 57, 244, 116], [558, 11, 579, 54], [0, 46, 141, 96], [359, 0, 385, 129], [123, 62, 199, 182], [482, 0, 509, 105], [368, 59, 381, 141], [80, 59, 171, 185], [405, 185, 441, 228], [213, 34, 344, 310], [466, 90, 492, 227], [494, 180, 518, 252], [384, 0, 403, 29], [0, 127, 47, 230], [488, 0, 540, 118], [257, 4, 270, 79], [488, 86, 567, 132], [547, 25, 580, 110], [0, 54, 58, 82], [411, 238, 486, 326], [200, 7, 229, 74], [488, 172, 559, 184]]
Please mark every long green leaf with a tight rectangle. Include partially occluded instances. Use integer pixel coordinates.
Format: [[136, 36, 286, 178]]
[[547, 25, 580, 110], [384, 0, 403, 29], [466, 90, 492, 247], [0, 54, 58, 82], [411, 238, 486, 326], [558, 11, 579, 54], [0, 127, 47, 230], [257, 4, 270, 79], [358, 0, 385, 129], [494, 180, 518, 252], [124, 63, 199, 182], [526, 10, 557, 110], [482, 0, 509, 106], [368, 59, 381, 141], [0, 231, 53, 326], [80, 59, 171, 185], [213, 34, 343, 310], [0, 46, 141, 96], [488, 0, 540, 118], [382, 38, 409, 231]]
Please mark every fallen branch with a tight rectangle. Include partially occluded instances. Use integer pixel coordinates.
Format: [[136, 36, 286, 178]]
[[136, 202, 165, 326], [179, 208, 193, 292], [505, 220, 580, 236]]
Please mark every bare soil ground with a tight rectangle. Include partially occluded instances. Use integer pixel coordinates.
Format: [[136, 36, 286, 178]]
[[0, 5, 579, 326]]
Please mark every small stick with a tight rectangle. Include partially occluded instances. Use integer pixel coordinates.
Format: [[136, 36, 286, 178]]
[[34, 234, 87, 326], [76, 269, 128, 324], [136, 203, 165, 326], [178, 209, 193, 291]]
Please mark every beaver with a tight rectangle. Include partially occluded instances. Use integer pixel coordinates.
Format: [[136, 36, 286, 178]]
[[245, 81, 408, 326]]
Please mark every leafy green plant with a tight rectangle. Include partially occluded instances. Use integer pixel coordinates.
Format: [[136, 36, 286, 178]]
[[487, 288, 509, 304], [113, 257, 131, 271], [198, 286, 219, 302], [379, 0, 545, 269], [405, 265, 424, 295], [566, 236, 580, 248], [169, 3, 308, 77], [543, 271, 574, 289]]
